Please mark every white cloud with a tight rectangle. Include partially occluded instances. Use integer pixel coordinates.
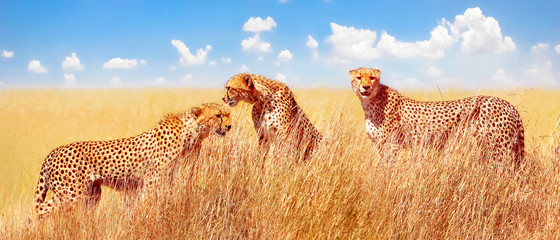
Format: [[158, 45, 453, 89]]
[[242, 16, 277, 33], [526, 61, 559, 87], [145, 77, 166, 86], [111, 76, 122, 86], [377, 24, 455, 59], [103, 58, 140, 69], [453, 7, 515, 54], [275, 72, 287, 82], [221, 57, 232, 63], [306, 35, 319, 61], [240, 64, 249, 72], [390, 76, 422, 90], [531, 43, 549, 53], [426, 65, 442, 77], [171, 39, 212, 67], [555, 44, 560, 54], [156, 77, 165, 85], [62, 52, 85, 71], [2, 50, 14, 58], [241, 34, 272, 52], [63, 73, 77, 86], [182, 73, 193, 82], [326, 7, 515, 61], [326, 23, 381, 61], [169, 65, 177, 71], [277, 50, 293, 62], [209, 61, 217, 66], [306, 35, 318, 49], [491, 68, 517, 86], [28, 60, 48, 73]]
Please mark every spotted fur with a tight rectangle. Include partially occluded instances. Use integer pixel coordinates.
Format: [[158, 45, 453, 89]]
[[222, 73, 322, 159], [33, 103, 232, 217], [350, 67, 525, 165]]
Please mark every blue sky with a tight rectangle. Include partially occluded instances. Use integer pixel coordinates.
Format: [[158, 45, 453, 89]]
[[0, 0, 559, 89]]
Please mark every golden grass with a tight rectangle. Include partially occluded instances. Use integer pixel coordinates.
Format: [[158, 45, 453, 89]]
[[0, 88, 559, 239]]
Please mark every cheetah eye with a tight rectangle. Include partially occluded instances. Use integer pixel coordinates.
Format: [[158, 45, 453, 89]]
[[215, 114, 221, 118], [369, 76, 375, 80], [356, 76, 362, 80]]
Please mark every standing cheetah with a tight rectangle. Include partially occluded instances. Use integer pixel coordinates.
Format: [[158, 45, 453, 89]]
[[34, 103, 232, 217], [350, 67, 525, 165], [222, 73, 322, 160]]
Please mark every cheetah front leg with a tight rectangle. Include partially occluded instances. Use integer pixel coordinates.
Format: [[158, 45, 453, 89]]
[[86, 179, 102, 209]]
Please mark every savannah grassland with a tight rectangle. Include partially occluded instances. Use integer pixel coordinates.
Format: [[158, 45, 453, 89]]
[[0, 88, 559, 239]]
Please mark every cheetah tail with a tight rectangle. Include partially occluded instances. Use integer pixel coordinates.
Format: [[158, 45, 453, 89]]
[[515, 123, 526, 167], [33, 169, 49, 211]]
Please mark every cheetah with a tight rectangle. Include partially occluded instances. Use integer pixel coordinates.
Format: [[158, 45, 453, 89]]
[[33, 103, 232, 217], [222, 73, 322, 160], [350, 67, 525, 165]]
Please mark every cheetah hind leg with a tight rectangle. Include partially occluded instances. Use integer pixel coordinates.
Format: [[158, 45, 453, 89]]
[[36, 192, 76, 219]]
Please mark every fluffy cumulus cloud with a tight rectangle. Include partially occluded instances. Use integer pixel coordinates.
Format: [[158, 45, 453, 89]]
[[326, 7, 515, 61], [531, 43, 549, 53], [2, 50, 14, 58], [241, 16, 276, 53], [64, 73, 77, 86], [62, 52, 85, 71], [491, 68, 517, 86], [556, 44, 560, 54], [526, 61, 559, 87], [306, 35, 319, 49], [425, 65, 442, 77], [155, 77, 165, 85], [326, 23, 381, 61], [28, 60, 48, 73], [221, 57, 232, 64], [452, 7, 515, 54], [241, 33, 272, 52], [103, 58, 143, 69], [242, 16, 277, 33], [111, 76, 122, 86], [277, 50, 293, 62], [275, 72, 287, 82], [146, 77, 165, 86], [306, 35, 319, 61], [377, 24, 455, 59], [171, 39, 212, 67], [240, 64, 249, 72], [182, 73, 193, 82]]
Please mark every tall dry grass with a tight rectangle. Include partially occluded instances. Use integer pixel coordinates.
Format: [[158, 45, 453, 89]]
[[0, 88, 559, 239]]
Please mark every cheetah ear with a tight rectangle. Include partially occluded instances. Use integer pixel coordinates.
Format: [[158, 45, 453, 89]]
[[374, 68, 382, 74], [244, 74, 253, 88], [190, 106, 203, 118], [348, 69, 356, 75]]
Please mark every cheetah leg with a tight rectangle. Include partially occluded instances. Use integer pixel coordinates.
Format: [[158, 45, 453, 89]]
[[141, 172, 163, 198], [86, 179, 102, 209], [36, 192, 76, 218]]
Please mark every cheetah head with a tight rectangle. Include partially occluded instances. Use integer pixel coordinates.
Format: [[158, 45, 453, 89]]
[[190, 103, 232, 137], [349, 67, 381, 99], [222, 73, 257, 107]]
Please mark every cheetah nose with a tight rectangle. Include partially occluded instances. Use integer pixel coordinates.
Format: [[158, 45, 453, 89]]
[[362, 85, 371, 90], [225, 125, 232, 130]]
